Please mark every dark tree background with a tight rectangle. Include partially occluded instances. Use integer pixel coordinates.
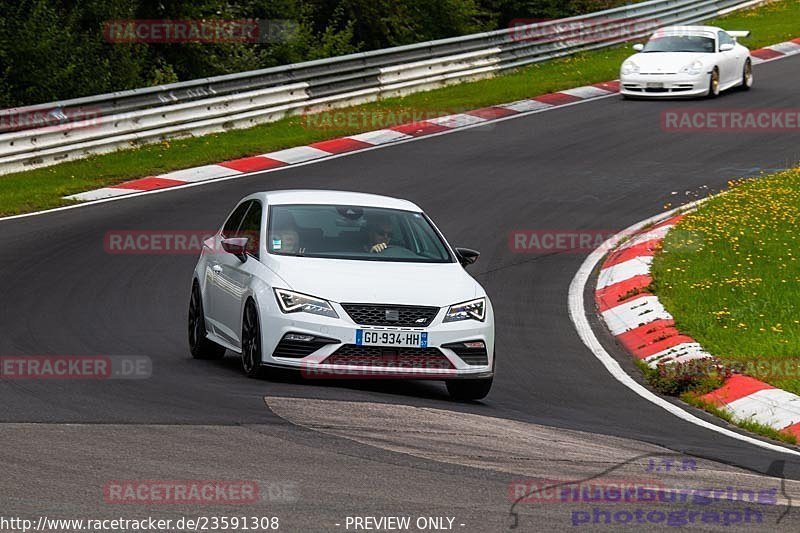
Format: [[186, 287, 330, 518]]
[[0, 0, 632, 107]]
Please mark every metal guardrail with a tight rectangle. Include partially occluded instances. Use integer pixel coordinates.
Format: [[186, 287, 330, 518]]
[[0, 0, 765, 175]]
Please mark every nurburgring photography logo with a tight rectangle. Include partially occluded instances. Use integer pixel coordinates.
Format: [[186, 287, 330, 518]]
[[507, 452, 792, 530]]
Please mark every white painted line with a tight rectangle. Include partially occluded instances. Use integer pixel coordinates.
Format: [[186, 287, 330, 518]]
[[498, 100, 552, 113], [568, 201, 800, 457], [159, 164, 240, 183], [597, 256, 653, 289], [751, 56, 766, 65], [561, 86, 613, 99], [65, 188, 135, 201], [601, 295, 671, 336], [348, 129, 413, 145], [262, 146, 331, 164], [726, 388, 800, 430], [426, 113, 486, 128]]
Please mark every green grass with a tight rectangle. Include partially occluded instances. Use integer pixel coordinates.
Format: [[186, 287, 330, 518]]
[[1, 0, 798, 216], [652, 168, 800, 395]]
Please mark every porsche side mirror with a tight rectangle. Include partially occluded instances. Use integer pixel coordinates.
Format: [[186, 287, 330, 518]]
[[633, 43, 644, 52], [720, 43, 735, 52]]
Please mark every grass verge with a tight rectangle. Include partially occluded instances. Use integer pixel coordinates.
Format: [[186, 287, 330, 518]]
[[636, 361, 798, 444], [1, 0, 799, 216], [652, 168, 800, 396]]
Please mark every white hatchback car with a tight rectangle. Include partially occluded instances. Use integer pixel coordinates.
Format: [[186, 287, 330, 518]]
[[189, 190, 495, 400], [620, 25, 752, 98]]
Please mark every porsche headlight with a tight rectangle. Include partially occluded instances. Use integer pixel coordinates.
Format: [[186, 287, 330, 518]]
[[621, 60, 640, 76], [680, 60, 704, 76], [274, 289, 338, 318], [444, 297, 486, 323]]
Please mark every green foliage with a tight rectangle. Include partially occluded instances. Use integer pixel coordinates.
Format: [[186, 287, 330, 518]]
[[0, 0, 636, 107]]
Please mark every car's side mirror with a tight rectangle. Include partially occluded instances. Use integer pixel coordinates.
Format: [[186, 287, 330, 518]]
[[455, 247, 480, 267], [720, 43, 735, 52], [221, 237, 249, 262], [633, 43, 644, 52]]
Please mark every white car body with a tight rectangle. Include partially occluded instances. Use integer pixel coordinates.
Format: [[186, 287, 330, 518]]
[[620, 26, 752, 98], [189, 190, 495, 399]]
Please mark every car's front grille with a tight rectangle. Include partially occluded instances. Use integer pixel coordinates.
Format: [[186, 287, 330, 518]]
[[321, 345, 453, 369], [272, 333, 338, 359], [442, 341, 488, 366], [341, 303, 439, 327]]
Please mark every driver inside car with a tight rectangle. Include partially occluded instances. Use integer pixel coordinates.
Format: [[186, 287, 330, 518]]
[[364, 217, 394, 254]]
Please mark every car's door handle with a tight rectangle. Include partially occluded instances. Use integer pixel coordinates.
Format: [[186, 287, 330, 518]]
[[212, 265, 223, 274]]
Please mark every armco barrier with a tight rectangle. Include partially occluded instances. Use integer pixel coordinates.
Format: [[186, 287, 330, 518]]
[[0, 0, 767, 175]]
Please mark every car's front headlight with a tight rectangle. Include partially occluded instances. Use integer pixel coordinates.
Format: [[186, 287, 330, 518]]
[[621, 60, 640, 76], [680, 60, 704, 76], [274, 289, 338, 318], [443, 297, 486, 323]]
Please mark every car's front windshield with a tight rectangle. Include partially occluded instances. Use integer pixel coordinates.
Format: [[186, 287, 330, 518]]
[[267, 204, 454, 263], [643, 35, 715, 53]]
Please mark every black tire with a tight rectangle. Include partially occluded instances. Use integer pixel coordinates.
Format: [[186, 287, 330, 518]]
[[740, 59, 753, 91], [188, 282, 226, 359], [241, 300, 264, 378], [707, 68, 720, 98], [446, 376, 493, 401]]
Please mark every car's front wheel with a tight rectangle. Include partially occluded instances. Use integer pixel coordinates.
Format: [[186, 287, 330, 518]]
[[741, 59, 753, 90], [241, 299, 264, 378], [188, 282, 226, 360], [707, 68, 720, 98], [446, 376, 493, 401]]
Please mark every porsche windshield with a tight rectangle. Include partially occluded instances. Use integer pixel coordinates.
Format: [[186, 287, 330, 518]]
[[267, 204, 454, 263], [643, 35, 716, 53]]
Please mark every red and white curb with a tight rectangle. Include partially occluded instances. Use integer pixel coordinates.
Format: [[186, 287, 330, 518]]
[[595, 214, 800, 441], [64, 82, 623, 202]]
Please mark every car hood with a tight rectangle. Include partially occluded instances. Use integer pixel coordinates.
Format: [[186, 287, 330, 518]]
[[267, 256, 482, 307], [628, 52, 709, 73]]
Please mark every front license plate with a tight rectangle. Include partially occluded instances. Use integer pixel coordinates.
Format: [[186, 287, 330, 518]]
[[646, 82, 664, 89], [356, 330, 428, 348]]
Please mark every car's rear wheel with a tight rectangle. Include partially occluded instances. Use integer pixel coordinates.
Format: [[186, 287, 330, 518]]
[[707, 68, 720, 98], [446, 376, 493, 401], [188, 282, 226, 359], [241, 299, 264, 378], [741, 59, 753, 90]]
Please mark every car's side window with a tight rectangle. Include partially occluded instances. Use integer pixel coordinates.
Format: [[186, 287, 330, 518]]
[[222, 201, 252, 238], [718, 31, 734, 49], [238, 201, 262, 258]]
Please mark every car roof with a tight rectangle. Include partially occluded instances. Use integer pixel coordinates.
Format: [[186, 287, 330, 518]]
[[247, 190, 423, 211], [654, 25, 722, 37]]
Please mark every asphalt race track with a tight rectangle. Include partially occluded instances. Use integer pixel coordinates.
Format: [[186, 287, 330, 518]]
[[1, 55, 800, 530]]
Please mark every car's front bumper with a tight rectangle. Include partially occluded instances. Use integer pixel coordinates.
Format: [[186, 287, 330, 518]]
[[620, 72, 710, 97], [259, 302, 495, 379]]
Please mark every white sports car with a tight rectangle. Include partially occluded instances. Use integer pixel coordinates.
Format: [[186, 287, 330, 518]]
[[188, 190, 495, 400], [620, 25, 752, 98]]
